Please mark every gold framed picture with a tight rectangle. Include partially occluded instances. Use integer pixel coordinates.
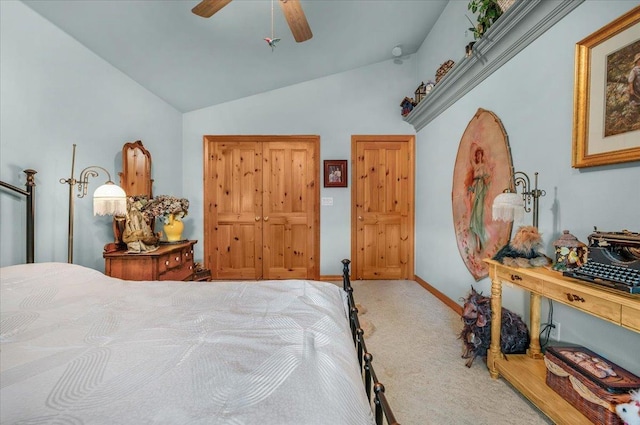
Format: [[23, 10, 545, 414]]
[[324, 160, 347, 188], [572, 6, 640, 168]]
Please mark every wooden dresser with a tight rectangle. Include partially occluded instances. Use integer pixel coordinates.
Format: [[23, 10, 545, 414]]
[[104, 240, 197, 281], [484, 259, 640, 425]]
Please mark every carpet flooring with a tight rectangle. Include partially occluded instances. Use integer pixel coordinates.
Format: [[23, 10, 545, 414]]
[[346, 279, 553, 425]]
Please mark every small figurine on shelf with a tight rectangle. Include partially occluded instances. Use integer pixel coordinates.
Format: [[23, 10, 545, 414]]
[[414, 82, 427, 104], [424, 80, 436, 94], [400, 97, 416, 117]]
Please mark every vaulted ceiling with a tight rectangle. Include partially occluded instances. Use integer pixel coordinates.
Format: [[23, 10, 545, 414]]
[[23, 0, 448, 112]]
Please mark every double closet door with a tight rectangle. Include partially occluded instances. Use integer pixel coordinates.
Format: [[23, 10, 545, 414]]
[[203, 136, 320, 280]]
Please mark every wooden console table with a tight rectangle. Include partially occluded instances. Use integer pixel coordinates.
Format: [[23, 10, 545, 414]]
[[484, 259, 640, 425], [104, 240, 197, 281]]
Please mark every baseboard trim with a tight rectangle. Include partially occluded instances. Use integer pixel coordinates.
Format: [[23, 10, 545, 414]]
[[320, 275, 342, 282], [414, 275, 462, 316], [319, 273, 463, 317]]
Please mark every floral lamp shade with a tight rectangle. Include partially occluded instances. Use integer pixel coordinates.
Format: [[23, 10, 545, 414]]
[[492, 191, 524, 223], [93, 182, 127, 216]]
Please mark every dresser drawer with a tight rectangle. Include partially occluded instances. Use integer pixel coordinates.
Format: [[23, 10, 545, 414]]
[[159, 246, 194, 281], [622, 304, 640, 332], [159, 250, 184, 273], [543, 285, 620, 324], [497, 269, 543, 293], [159, 261, 193, 281]]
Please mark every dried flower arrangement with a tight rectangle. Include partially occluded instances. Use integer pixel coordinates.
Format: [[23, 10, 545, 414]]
[[139, 195, 189, 224]]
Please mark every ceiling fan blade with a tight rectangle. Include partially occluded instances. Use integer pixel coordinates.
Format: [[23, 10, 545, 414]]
[[279, 0, 312, 43], [192, 0, 233, 18]]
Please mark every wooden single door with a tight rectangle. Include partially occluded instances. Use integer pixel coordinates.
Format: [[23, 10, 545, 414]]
[[204, 136, 319, 280], [352, 135, 414, 279]]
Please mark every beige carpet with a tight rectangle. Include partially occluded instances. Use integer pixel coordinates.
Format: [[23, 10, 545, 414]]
[[346, 279, 553, 425]]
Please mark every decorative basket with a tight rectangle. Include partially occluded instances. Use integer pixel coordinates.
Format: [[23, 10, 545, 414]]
[[436, 60, 455, 84], [497, 0, 515, 12], [545, 346, 640, 425]]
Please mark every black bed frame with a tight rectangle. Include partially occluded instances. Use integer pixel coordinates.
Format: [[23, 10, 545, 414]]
[[0, 169, 37, 263], [342, 259, 399, 425]]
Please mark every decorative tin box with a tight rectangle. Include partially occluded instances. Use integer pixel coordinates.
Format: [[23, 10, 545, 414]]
[[545, 346, 640, 424], [552, 230, 588, 271]]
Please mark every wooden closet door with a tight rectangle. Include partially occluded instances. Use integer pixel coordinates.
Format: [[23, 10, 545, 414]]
[[262, 139, 318, 279], [352, 136, 414, 280], [204, 136, 319, 280], [204, 139, 263, 279]]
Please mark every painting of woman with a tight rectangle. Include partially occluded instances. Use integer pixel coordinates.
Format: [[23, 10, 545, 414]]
[[468, 145, 490, 253], [452, 109, 514, 280]]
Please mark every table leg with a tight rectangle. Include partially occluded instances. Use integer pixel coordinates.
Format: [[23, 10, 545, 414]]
[[528, 292, 543, 359], [489, 273, 502, 379]]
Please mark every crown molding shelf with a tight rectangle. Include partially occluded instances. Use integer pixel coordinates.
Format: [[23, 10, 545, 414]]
[[404, 0, 584, 132]]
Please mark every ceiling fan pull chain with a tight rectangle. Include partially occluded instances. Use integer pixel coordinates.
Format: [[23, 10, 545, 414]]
[[264, 0, 281, 51]]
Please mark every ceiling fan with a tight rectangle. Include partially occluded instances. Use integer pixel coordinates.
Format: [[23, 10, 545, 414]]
[[192, 0, 313, 43]]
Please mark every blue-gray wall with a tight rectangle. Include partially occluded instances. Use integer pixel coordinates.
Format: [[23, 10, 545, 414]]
[[1, 0, 638, 373], [0, 1, 182, 269], [413, 0, 640, 373]]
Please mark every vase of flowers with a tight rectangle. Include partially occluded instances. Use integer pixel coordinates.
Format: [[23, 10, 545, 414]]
[[163, 213, 184, 242], [142, 195, 189, 242]]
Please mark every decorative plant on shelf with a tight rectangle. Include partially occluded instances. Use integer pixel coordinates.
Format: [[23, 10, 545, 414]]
[[141, 195, 189, 224], [467, 0, 504, 39]]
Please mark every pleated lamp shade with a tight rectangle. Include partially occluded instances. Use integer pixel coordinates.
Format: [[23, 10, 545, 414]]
[[93, 182, 127, 216], [492, 192, 524, 222]]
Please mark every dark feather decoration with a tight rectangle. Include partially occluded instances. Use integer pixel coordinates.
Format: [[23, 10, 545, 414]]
[[459, 286, 530, 367]]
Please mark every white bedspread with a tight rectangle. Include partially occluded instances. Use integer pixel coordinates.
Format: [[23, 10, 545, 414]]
[[1, 262, 375, 425]]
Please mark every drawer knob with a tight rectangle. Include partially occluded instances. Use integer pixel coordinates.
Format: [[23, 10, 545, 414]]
[[510, 274, 522, 281], [186, 252, 189, 257], [566, 293, 585, 302], [175, 256, 180, 261], [165, 260, 169, 266]]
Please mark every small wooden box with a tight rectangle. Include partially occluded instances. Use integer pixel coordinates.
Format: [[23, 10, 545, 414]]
[[193, 268, 212, 282], [545, 346, 640, 425]]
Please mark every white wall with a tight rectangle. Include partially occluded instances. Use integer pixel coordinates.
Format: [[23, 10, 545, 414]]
[[0, 1, 182, 269], [182, 59, 417, 273], [414, 0, 640, 373]]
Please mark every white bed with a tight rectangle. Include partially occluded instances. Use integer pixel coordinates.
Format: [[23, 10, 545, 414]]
[[1, 262, 376, 424]]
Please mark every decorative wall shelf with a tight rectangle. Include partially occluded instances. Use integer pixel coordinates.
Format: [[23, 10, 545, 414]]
[[404, 0, 584, 132]]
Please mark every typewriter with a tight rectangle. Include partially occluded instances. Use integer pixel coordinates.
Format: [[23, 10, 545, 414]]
[[563, 229, 640, 294]]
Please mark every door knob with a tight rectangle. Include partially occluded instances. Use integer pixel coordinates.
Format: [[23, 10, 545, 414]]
[[358, 216, 364, 221], [255, 216, 261, 221], [264, 216, 269, 221]]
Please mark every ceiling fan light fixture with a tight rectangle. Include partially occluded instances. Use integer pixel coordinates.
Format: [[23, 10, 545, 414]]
[[392, 46, 402, 57]]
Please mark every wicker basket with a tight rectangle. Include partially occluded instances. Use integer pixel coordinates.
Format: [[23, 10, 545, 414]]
[[497, 0, 515, 12], [435, 60, 455, 84], [545, 347, 640, 425]]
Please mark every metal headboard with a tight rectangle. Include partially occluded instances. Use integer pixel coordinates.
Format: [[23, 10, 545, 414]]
[[0, 169, 37, 263]]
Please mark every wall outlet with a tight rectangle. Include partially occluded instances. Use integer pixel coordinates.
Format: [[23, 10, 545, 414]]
[[549, 322, 561, 341]]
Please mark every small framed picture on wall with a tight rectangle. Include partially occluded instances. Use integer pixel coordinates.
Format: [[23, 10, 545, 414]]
[[323, 160, 347, 188]]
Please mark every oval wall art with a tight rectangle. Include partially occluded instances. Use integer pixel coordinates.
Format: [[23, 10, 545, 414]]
[[452, 108, 514, 280]]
